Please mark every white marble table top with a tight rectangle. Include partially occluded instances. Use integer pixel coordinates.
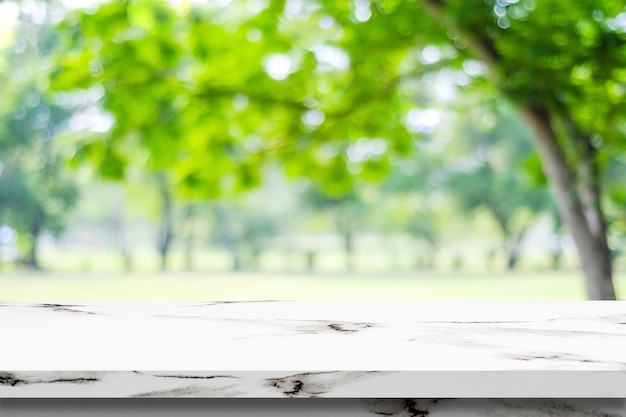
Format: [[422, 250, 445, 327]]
[[1, 301, 625, 398]]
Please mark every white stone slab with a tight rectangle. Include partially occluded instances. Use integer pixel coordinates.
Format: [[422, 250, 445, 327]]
[[1, 301, 625, 398]]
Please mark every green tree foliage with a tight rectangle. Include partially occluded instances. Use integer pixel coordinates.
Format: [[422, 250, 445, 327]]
[[52, 0, 412, 198], [0, 3, 79, 268], [444, 97, 551, 269], [48, 0, 626, 297], [418, 0, 626, 299], [301, 185, 370, 271], [210, 201, 280, 270], [378, 150, 445, 269]]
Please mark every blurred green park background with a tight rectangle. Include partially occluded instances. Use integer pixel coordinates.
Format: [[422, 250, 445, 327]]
[[1, 0, 626, 300]]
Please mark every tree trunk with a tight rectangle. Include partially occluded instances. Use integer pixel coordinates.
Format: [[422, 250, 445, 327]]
[[182, 205, 195, 272], [213, 204, 242, 271], [419, 0, 616, 299], [551, 236, 563, 270], [549, 207, 564, 270], [25, 212, 43, 270], [506, 233, 526, 271], [250, 247, 261, 269], [232, 249, 242, 271], [493, 215, 523, 271], [305, 250, 316, 272], [486, 247, 497, 271], [344, 232, 354, 272], [110, 218, 133, 272], [519, 105, 615, 299], [25, 242, 40, 270], [507, 242, 520, 270], [156, 173, 174, 272]]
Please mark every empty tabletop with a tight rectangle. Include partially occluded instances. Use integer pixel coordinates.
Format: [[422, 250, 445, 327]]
[[1, 301, 625, 398]]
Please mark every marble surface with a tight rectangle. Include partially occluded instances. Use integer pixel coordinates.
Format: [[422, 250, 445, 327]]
[[1, 301, 625, 398], [0, 399, 625, 417]]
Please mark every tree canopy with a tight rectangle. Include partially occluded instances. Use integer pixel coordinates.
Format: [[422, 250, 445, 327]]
[[4, 0, 621, 297]]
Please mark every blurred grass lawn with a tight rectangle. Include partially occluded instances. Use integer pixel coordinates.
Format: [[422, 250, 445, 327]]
[[0, 270, 624, 300]]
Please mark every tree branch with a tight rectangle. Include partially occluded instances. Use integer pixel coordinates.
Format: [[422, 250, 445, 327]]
[[420, 0, 501, 81]]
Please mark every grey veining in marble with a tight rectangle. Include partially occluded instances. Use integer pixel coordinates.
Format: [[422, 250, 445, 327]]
[[1, 301, 625, 398]]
